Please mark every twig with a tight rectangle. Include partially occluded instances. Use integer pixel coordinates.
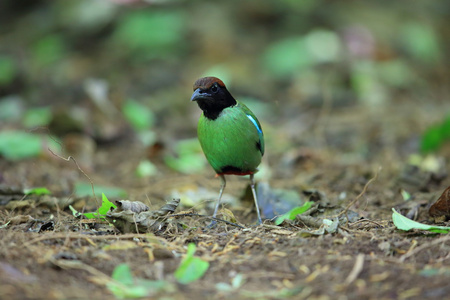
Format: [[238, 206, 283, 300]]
[[335, 166, 381, 220], [166, 213, 246, 229], [348, 218, 385, 228], [399, 235, 450, 262], [345, 254, 365, 285], [48, 147, 96, 197], [23, 232, 167, 247]]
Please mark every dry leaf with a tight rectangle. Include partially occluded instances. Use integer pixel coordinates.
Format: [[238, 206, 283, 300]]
[[107, 199, 180, 233], [103, 241, 137, 251], [429, 186, 450, 220], [114, 200, 149, 213]]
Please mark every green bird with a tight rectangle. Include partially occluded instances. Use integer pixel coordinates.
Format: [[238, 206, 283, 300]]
[[191, 77, 264, 224]]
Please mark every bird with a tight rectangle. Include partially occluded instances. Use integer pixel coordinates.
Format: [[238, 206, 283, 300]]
[[191, 76, 264, 224]]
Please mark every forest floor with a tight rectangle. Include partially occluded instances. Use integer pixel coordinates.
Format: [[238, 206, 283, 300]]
[[1, 100, 450, 300]]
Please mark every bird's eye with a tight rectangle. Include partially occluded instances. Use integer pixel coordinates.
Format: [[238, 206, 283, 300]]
[[210, 84, 218, 93]]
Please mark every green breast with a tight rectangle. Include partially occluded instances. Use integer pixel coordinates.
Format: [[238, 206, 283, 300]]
[[197, 102, 264, 175]]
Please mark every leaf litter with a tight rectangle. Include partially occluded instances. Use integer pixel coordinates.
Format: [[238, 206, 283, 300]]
[[1, 107, 450, 299]]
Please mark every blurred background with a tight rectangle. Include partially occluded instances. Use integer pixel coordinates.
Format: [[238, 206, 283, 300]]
[[0, 0, 449, 199]]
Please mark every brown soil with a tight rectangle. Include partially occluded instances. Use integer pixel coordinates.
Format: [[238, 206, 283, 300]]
[[1, 101, 450, 300]]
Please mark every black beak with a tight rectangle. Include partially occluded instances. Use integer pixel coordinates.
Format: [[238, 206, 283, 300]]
[[191, 88, 210, 101]]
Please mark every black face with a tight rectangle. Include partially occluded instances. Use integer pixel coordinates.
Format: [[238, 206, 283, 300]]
[[191, 82, 237, 120]]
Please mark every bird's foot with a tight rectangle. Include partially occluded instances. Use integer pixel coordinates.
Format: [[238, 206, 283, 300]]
[[206, 219, 218, 228]]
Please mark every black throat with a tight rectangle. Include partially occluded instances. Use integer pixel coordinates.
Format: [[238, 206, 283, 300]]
[[196, 89, 237, 120]]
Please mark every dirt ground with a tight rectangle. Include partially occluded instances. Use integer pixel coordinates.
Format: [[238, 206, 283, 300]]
[[1, 99, 450, 300]]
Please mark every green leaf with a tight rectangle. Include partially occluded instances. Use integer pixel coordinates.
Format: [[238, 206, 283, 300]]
[[400, 189, 412, 201], [304, 29, 341, 63], [441, 117, 450, 139], [68, 205, 82, 218], [24, 187, 51, 196], [418, 268, 450, 278], [0, 221, 11, 229], [421, 125, 444, 153], [262, 37, 313, 78], [392, 208, 450, 233], [108, 263, 173, 298], [23, 107, 52, 128], [136, 160, 158, 178], [377, 60, 413, 88], [400, 22, 441, 65], [137, 131, 156, 147], [0, 131, 42, 161], [113, 10, 185, 58], [164, 153, 205, 174], [420, 116, 450, 153], [164, 139, 206, 174], [32, 34, 66, 67], [122, 99, 155, 131], [0, 96, 23, 122], [174, 243, 209, 284], [275, 201, 313, 225], [112, 264, 134, 286], [0, 56, 17, 86], [74, 182, 127, 198], [83, 193, 117, 220], [99, 193, 117, 215]]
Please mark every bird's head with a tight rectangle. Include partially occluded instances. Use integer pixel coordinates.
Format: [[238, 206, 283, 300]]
[[191, 77, 237, 120]]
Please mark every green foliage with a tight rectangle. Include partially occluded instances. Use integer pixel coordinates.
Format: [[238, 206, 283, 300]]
[[23, 107, 52, 128], [122, 99, 155, 132], [32, 34, 66, 67], [174, 243, 209, 284], [164, 139, 206, 174], [400, 22, 441, 65], [24, 187, 51, 196], [108, 263, 173, 298], [418, 268, 450, 278], [275, 201, 313, 225], [55, 0, 117, 32], [420, 116, 450, 153], [377, 60, 414, 88], [262, 30, 340, 78], [392, 208, 450, 233], [0, 97, 23, 122], [304, 29, 341, 63], [263, 37, 313, 78], [83, 193, 117, 219], [74, 182, 127, 198], [0, 131, 42, 161], [135, 160, 158, 178], [400, 189, 412, 201], [215, 274, 245, 292], [113, 10, 185, 58], [0, 55, 17, 86]]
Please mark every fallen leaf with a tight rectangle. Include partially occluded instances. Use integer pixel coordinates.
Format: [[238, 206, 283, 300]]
[[174, 243, 209, 284], [103, 241, 138, 251], [9, 215, 34, 225], [392, 208, 450, 233], [115, 200, 149, 213], [107, 199, 179, 233], [429, 186, 450, 220]]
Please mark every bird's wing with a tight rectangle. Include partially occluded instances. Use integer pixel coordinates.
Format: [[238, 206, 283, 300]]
[[238, 102, 265, 156]]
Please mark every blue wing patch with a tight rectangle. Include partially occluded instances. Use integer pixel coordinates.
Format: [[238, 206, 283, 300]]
[[246, 114, 262, 135], [246, 114, 264, 155]]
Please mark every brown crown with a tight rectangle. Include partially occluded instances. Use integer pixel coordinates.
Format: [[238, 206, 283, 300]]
[[193, 77, 226, 91]]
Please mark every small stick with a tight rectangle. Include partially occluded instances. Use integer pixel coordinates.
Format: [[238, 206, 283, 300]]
[[166, 213, 245, 229], [23, 232, 168, 247], [345, 254, 365, 285], [335, 167, 381, 220], [400, 235, 450, 262]]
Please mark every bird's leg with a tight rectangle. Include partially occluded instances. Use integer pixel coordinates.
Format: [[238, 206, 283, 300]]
[[209, 174, 226, 227], [250, 174, 262, 224]]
